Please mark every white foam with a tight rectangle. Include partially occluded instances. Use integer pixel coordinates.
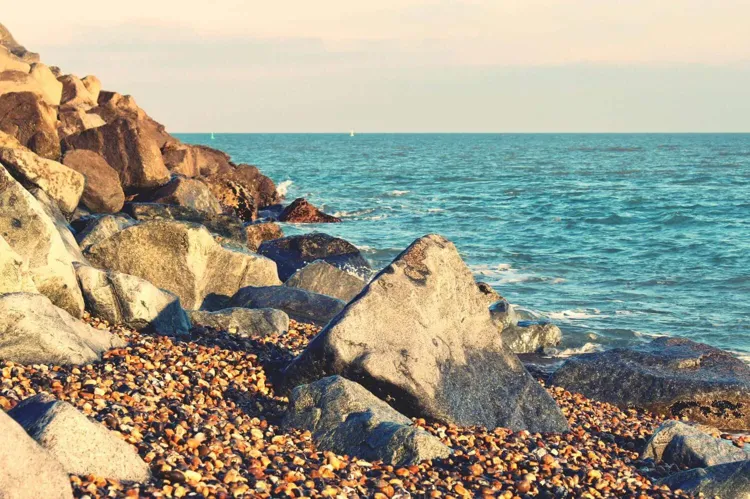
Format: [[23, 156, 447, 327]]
[[546, 309, 608, 320], [332, 208, 375, 218], [552, 343, 605, 357], [427, 208, 445, 213], [276, 179, 293, 197], [386, 190, 410, 197]]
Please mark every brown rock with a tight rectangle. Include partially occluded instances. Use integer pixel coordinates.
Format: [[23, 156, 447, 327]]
[[29, 63, 63, 106], [58, 74, 97, 109], [81, 75, 101, 102], [141, 175, 222, 215], [0, 91, 60, 160], [202, 175, 257, 221], [93, 91, 171, 148], [279, 198, 341, 223], [0, 45, 29, 72], [57, 107, 106, 139], [0, 22, 39, 62], [246, 222, 284, 252], [62, 150, 125, 213]]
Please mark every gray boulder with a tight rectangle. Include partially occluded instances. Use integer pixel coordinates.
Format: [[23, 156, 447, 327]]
[[229, 286, 345, 326], [0, 409, 73, 499], [284, 260, 366, 302], [502, 322, 562, 354], [641, 421, 749, 468], [282, 235, 569, 433], [284, 376, 451, 466], [188, 308, 289, 337], [76, 265, 191, 336], [489, 299, 517, 331], [0, 165, 84, 317], [659, 460, 750, 498], [9, 393, 150, 482], [550, 337, 750, 430], [124, 202, 245, 242], [75, 213, 138, 252], [30, 188, 88, 266], [0, 234, 38, 294], [141, 176, 222, 215], [85, 220, 281, 310], [0, 293, 124, 365]]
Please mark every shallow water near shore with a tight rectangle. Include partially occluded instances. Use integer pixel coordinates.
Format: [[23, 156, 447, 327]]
[[177, 133, 750, 361]]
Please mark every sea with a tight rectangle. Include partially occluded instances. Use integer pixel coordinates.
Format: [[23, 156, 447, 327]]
[[177, 133, 750, 362]]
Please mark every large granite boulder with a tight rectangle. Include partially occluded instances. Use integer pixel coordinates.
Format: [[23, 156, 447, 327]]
[[550, 337, 750, 430], [285, 260, 366, 302], [162, 141, 232, 178], [0, 234, 38, 294], [81, 75, 101, 102], [0, 293, 124, 365], [641, 421, 749, 468], [30, 188, 88, 267], [58, 74, 97, 109], [76, 265, 191, 336], [29, 63, 63, 107], [0, 91, 60, 160], [259, 233, 371, 281], [141, 176, 222, 215], [9, 393, 150, 482], [0, 409, 73, 499], [92, 92, 170, 148], [284, 376, 451, 466], [62, 149, 125, 213], [0, 166, 84, 316], [85, 220, 281, 310], [0, 147, 84, 214], [188, 308, 288, 337], [75, 213, 137, 252], [229, 286, 345, 326], [62, 117, 170, 193], [282, 235, 569, 433], [659, 460, 750, 498], [123, 203, 245, 242], [279, 197, 341, 223], [57, 107, 106, 140], [245, 221, 283, 252]]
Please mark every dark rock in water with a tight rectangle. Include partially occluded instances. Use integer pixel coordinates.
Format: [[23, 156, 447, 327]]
[[282, 235, 569, 433], [124, 202, 245, 242], [9, 393, 150, 482], [140, 175, 222, 215], [550, 337, 750, 430], [285, 260, 366, 302], [189, 308, 289, 337], [641, 421, 749, 468], [0, 91, 61, 160], [245, 221, 283, 252], [258, 203, 284, 221], [659, 460, 750, 498], [259, 233, 371, 281], [62, 149, 125, 213], [284, 376, 451, 466], [229, 286, 345, 326], [502, 322, 562, 354], [279, 197, 341, 223]]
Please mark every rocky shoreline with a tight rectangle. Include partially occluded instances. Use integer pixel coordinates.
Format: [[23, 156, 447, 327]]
[[1, 23, 750, 498]]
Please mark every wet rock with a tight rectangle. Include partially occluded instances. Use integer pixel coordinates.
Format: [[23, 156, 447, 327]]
[[140, 176, 222, 215], [550, 337, 750, 430], [282, 235, 569, 433], [0, 293, 124, 365], [0, 146, 84, 213], [489, 299, 517, 331], [641, 420, 749, 468], [9, 393, 150, 482], [0, 91, 61, 160], [259, 233, 371, 281], [124, 202, 245, 242], [245, 221, 283, 252], [284, 260, 366, 302], [659, 460, 750, 498], [76, 213, 137, 252], [0, 166, 84, 316], [0, 234, 38, 294], [284, 376, 451, 466], [62, 149, 125, 213], [502, 321, 562, 354], [279, 197, 341, 223], [0, 409, 73, 499], [229, 286, 345, 326], [76, 265, 191, 337], [85, 220, 281, 310], [188, 308, 289, 337]]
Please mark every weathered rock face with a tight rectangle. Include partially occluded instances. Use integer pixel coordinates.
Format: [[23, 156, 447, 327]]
[[227, 163, 279, 208], [76, 213, 138, 252], [0, 91, 61, 160], [124, 203, 245, 242], [57, 107, 106, 140], [141, 176, 222, 215], [58, 74, 97, 109], [9, 393, 150, 482], [0, 166, 84, 316], [29, 63, 63, 106], [92, 92, 170, 148], [62, 117, 170, 193], [0, 147, 84, 213], [85, 220, 281, 310], [62, 149, 125, 213], [245, 222, 283, 252], [659, 460, 750, 499], [489, 299, 517, 332], [285, 261, 366, 302], [0, 409, 74, 499], [0, 234, 38, 294], [162, 141, 233, 178], [30, 188, 88, 267], [641, 421, 749, 468], [229, 286, 345, 326], [0, 292, 124, 365], [188, 308, 289, 337], [279, 197, 341, 223], [282, 235, 569, 433], [76, 265, 191, 337], [477, 281, 502, 306], [550, 337, 750, 430], [259, 233, 372, 281], [0, 23, 39, 62], [81, 75, 101, 102], [502, 322, 562, 354], [201, 175, 257, 221], [0, 45, 30, 72], [284, 376, 452, 466]]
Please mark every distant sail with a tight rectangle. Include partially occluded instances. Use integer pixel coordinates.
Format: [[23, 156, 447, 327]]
[[211, 132, 215, 140], [350, 130, 355, 137]]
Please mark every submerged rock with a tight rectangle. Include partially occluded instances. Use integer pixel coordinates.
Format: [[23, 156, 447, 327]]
[[284, 376, 451, 466], [188, 308, 289, 337], [550, 337, 750, 430], [282, 235, 569, 433], [659, 460, 750, 499], [229, 286, 345, 326], [279, 197, 341, 223], [284, 260, 366, 302]]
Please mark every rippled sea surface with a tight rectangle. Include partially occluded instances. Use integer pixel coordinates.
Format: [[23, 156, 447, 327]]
[[178, 133, 750, 360]]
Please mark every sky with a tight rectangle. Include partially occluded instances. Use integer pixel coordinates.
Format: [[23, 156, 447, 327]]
[[4, 1, 750, 132]]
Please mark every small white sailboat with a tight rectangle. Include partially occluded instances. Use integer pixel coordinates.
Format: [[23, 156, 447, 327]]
[[210, 132, 215, 140], [350, 129, 355, 137]]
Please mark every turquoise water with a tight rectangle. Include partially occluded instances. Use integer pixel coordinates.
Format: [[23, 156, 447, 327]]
[[177, 134, 750, 360]]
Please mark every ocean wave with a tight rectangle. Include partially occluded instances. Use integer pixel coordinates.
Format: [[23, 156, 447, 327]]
[[585, 214, 633, 225], [547, 309, 608, 320], [384, 190, 410, 197], [427, 208, 445, 213], [276, 179, 293, 197], [549, 343, 605, 357], [332, 208, 375, 218]]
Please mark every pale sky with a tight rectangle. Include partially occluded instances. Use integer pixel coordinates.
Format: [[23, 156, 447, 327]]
[[4, 1, 750, 132]]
